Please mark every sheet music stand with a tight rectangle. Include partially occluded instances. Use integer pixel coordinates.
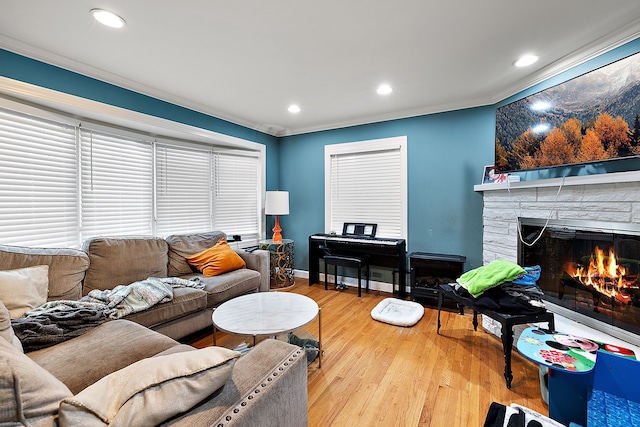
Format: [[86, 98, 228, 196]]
[[342, 222, 377, 238]]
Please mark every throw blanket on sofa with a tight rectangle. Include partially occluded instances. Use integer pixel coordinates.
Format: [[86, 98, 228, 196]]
[[12, 300, 108, 352], [80, 276, 205, 319], [11, 277, 203, 351]]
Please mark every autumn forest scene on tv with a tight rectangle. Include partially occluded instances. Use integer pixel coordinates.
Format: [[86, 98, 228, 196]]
[[495, 51, 640, 173]]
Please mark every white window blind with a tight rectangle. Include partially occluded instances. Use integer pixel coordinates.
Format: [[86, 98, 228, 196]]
[[79, 128, 153, 240], [213, 152, 259, 241], [0, 108, 79, 247], [156, 144, 212, 236], [326, 137, 407, 238], [0, 97, 264, 249]]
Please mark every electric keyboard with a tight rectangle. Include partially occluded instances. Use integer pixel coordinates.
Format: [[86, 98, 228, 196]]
[[309, 234, 400, 246], [308, 233, 407, 297]]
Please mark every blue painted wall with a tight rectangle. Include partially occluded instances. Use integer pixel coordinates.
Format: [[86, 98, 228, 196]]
[[280, 107, 495, 272], [3, 35, 640, 276], [280, 36, 640, 273]]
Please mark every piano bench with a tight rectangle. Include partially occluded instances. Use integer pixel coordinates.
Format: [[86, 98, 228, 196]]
[[324, 255, 370, 297]]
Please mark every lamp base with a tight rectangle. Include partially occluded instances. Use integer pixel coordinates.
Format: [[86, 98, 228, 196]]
[[272, 215, 283, 243]]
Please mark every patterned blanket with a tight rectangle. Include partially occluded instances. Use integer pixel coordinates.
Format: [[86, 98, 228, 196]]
[[12, 277, 205, 351], [81, 276, 205, 319], [12, 300, 107, 352]]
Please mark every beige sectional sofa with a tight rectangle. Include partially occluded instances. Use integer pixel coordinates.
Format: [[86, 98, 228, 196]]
[[1, 230, 270, 340], [2, 315, 308, 426], [0, 231, 309, 426]]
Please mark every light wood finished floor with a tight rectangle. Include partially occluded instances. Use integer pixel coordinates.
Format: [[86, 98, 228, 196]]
[[189, 279, 548, 427]]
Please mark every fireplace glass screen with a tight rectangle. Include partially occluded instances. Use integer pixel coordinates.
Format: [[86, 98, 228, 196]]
[[519, 219, 640, 336]]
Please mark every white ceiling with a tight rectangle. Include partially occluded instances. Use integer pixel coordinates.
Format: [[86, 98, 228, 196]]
[[1, 1, 640, 137]]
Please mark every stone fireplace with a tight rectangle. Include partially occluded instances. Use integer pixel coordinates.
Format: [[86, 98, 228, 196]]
[[477, 170, 640, 347]]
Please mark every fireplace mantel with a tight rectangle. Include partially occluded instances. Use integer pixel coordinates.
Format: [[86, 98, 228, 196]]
[[474, 169, 640, 193], [477, 168, 640, 349]]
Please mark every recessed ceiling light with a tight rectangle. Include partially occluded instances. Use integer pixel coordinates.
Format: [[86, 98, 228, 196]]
[[515, 54, 538, 67], [91, 9, 126, 29], [288, 104, 301, 113], [377, 84, 393, 95]]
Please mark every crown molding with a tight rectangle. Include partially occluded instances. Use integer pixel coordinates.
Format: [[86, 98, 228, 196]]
[[3, 19, 640, 139], [278, 96, 494, 137], [488, 19, 640, 106], [0, 35, 278, 136], [0, 74, 266, 152]]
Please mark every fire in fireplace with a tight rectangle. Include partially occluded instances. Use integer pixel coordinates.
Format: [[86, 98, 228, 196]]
[[564, 246, 637, 305], [519, 218, 640, 337]]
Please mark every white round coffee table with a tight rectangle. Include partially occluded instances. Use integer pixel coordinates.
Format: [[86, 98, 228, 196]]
[[212, 292, 322, 366]]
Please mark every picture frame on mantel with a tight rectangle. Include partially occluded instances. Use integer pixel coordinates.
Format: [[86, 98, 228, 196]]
[[482, 165, 507, 184]]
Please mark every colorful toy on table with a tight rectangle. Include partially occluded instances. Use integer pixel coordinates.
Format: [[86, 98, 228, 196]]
[[517, 327, 636, 373]]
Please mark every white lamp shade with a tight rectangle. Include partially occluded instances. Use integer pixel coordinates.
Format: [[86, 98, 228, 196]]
[[265, 191, 289, 215]]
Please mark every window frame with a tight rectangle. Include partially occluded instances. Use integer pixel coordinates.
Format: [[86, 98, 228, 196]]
[[324, 136, 408, 240], [0, 76, 266, 247]]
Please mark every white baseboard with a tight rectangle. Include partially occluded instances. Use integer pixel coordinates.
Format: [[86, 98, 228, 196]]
[[294, 269, 394, 293]]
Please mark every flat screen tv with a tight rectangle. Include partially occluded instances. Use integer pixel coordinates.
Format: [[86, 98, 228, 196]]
[[495, 51, 640, 173]]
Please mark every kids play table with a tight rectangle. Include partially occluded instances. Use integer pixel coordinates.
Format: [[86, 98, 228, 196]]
[[517, 327, 637, 426]]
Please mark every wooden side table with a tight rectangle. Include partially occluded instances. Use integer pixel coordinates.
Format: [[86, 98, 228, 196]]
[[258, 239, 295, 289]]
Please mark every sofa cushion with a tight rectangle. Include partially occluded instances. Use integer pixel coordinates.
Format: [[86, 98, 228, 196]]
[[180, 269, 261, 307], [0, 244, 88, 300], [82, 236, 169, 295], [0, 300, 22, 352], [186, 239, 246, 277], [58, 347, 240, 426], [122, 287, 208, 329], [27, 319, 181, 394], [0, 336, 72, 425], [166, 231, 227, 276], [0, 265, 49, 318]]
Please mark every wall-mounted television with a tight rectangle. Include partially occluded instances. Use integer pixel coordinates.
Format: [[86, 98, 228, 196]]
[[495, 51, 640, 173]]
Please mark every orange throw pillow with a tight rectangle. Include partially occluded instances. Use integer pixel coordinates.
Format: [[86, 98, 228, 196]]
[[185, 239, 246, 277]]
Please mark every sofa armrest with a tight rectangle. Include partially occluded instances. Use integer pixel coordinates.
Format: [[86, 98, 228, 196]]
[[163, 339, 308, 427], [236, 249, 270, 292]]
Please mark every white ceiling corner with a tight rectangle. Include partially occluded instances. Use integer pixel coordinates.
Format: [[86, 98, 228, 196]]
[[0, 1, 639, 137]]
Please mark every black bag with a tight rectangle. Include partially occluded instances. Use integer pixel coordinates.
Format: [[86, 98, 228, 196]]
[[483, 402, 548, 427], [287, 332, 319, 365]]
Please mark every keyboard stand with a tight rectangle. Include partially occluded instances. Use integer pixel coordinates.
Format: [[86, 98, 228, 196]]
[[308, 233, 407, 298]]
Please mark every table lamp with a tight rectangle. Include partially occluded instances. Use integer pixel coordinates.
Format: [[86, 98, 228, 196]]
[[265, 191, 289, 243]]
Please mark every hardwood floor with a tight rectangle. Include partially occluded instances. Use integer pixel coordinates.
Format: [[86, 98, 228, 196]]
[[189, 279, 548, 427]]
